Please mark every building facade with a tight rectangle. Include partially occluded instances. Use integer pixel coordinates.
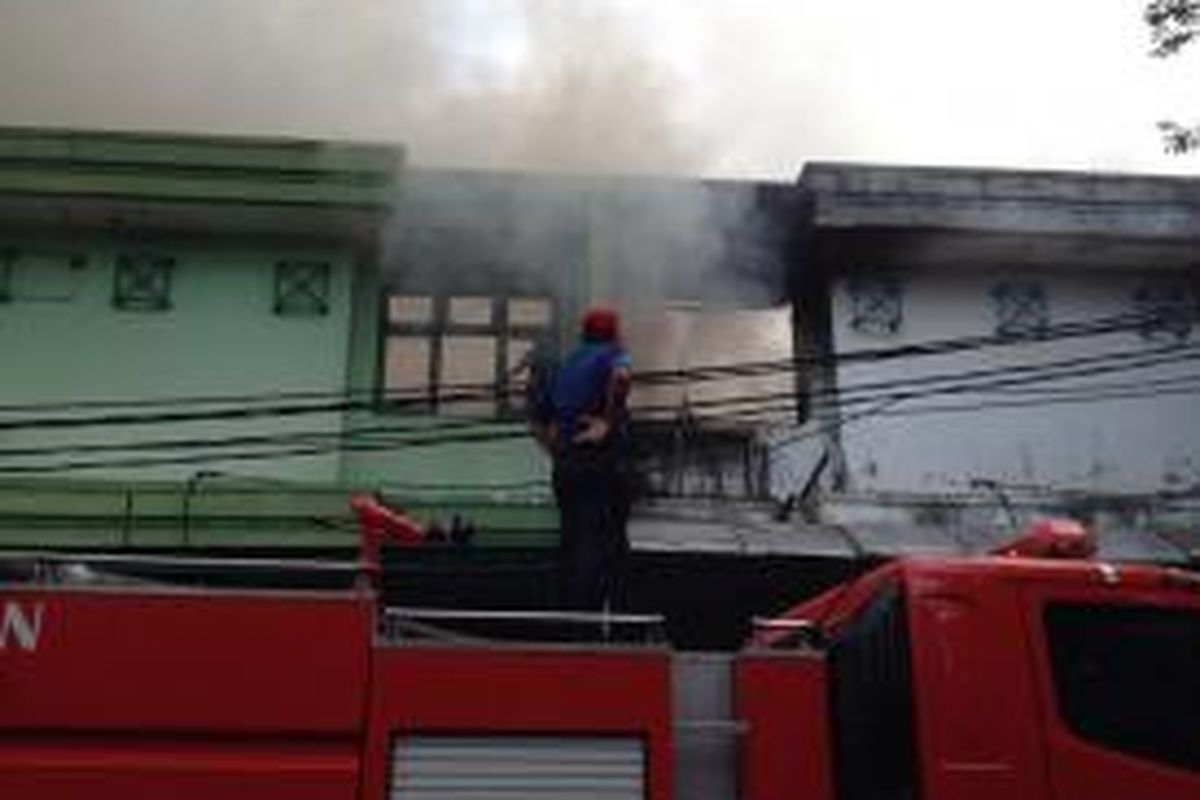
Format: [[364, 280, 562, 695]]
[[786, 164, 1200, 550], [0, 128, 405, 546], [1, 128, 1198, 558]]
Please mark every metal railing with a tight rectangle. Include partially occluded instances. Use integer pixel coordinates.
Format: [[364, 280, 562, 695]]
[[750, 616, 825, 649], [0, 549, 362, 588], [381, 606, 668, 646]]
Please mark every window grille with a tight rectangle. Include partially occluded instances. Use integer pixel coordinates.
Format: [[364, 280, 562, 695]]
[[991, 280, 1048, 337], [847, 275, 903, 335], [274, 261, 331, 317], [390, 735, 646, 800], [1133, 277, 1196, 342], [113, 254, 173, 312]]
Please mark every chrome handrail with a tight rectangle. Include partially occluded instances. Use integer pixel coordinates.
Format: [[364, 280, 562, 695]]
[[751, 616, 817, 631], [749, 616, 824, 650], [381, 606, 668, 646]]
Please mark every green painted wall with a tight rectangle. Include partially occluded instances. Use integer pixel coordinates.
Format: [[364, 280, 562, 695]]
[[0, 235, 558, 551], [0, 237, 356, 484]]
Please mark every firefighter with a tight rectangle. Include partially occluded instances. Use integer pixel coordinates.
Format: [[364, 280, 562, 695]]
[[532, 306, 633, 612]]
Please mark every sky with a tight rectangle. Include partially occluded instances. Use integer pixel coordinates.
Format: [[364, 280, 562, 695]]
[[0, 0, 1198, 178]]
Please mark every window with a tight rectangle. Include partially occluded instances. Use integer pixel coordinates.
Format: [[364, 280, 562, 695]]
[[382, 293, 556, 417], [1133, 276, 1196, 342], [113, 254, 173, 311], [847, 275, 903, 335], [1045, 603, 1200, 772], [991, 279, 1048, 337], [274, 260, 330, 317]]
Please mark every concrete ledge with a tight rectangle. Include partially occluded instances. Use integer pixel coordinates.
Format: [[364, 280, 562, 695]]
[[804, 162, 1200, 240]]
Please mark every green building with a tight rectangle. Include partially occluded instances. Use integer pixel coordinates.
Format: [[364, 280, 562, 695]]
[[0, 128, 561, 550], [0, 128, 801, 555]]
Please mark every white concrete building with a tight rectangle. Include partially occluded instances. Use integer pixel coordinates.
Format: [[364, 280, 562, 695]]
[[783, 164, 1200, 510]]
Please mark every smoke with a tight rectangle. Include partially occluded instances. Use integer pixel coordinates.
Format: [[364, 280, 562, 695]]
[[0, 0, 710, 176], [410, 2, 711, 175], [0, 0, 798, 417]]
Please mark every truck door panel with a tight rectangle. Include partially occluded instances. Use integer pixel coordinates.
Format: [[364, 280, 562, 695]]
[[907, 576, 1047, 800]]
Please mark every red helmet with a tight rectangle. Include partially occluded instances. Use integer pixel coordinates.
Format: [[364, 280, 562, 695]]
[[581, 306, 620, 342]]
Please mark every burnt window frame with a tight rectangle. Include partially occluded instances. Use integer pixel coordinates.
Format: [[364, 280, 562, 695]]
[[379, 289, 559, 418], [113, 253, 174, 312], [1043, 601, 1200, 774]]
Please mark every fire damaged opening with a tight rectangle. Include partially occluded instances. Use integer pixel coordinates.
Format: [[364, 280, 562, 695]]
[[626, 303, 796, 500], [378, 170, 808, 500]]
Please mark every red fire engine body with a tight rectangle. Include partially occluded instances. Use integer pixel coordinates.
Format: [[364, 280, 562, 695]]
[[2, 511, 1200, 799]]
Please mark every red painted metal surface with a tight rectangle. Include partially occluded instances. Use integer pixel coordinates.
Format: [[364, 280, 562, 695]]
[[736, 652, 834, 800], [350, 494, 426, 582], [904, 561, 1049, 800], [1018, 572, 1200, 800], [903, 557, 1200, 800], [5, 543, 1200, 799], [361, 645, 674, 800], [0, 585, 372, 798], [991, 517, 1097, 559]]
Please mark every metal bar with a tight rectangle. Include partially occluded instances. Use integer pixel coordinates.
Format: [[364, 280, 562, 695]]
[[0, 550, 362, 573], [674, 719, 749, 734], [752, 616, 818, 631], [122, 488, 133, 546], [385, 617, 494, 645], [384, 607, 666, 627]]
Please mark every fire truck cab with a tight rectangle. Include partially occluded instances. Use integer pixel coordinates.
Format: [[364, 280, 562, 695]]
[[3, 525, 1200, 799], [742, 554, 1200, 800]]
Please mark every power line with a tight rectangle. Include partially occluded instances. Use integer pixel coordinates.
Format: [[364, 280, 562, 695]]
[[1, 325, 1194, 435], [0, 309, 1180, 419], [8, 345, 1200, 475], [0, 427, 536, 475], [714, 376, 1200, 426], [3, 341, 1196, 463]]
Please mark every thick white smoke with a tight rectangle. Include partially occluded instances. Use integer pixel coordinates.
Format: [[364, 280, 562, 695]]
[[0, 0, 711, 175]]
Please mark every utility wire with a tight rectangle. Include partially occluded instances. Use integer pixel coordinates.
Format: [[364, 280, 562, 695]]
[[0, 309, 1180, 418], [711, 376, 1200, 426], [8, 344, 1200, 474], [0, 326, 1194, 434], [2, 341, 1197, 461]]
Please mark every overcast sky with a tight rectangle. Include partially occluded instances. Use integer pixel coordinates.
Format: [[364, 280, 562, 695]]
[[0, 0, 1197, 178]]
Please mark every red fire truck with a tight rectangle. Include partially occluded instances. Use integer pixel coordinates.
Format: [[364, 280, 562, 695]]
[[2, 505, 1199, 799]]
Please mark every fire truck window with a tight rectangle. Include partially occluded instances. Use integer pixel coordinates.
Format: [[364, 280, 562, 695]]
[[828, 582, 920, 800], [1045, 603, 1200, 772]]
